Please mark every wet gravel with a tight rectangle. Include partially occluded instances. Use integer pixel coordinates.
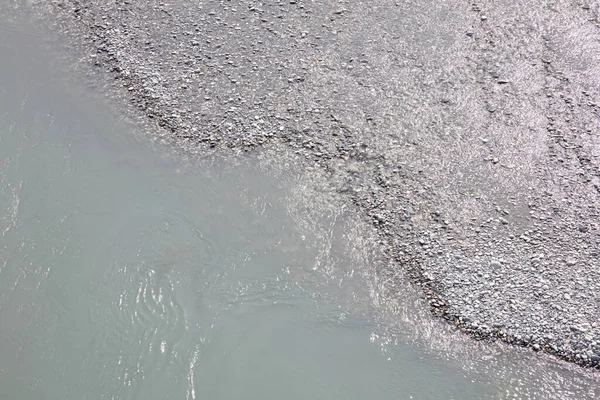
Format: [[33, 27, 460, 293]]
[[12, 0, 600, 369]]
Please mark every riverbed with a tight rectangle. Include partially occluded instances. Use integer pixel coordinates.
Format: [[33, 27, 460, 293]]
[[1, 5, 599, 400]]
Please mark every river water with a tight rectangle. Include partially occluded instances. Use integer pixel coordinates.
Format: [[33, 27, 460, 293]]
[[0, 11, 599, 400]]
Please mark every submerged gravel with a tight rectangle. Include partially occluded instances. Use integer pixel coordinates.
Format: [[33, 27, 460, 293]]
[[12, 0, 600, 369]]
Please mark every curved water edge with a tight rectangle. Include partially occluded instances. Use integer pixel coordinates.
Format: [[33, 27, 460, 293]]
[[0, 5, 599, 400], [15, 0, 600, 371]]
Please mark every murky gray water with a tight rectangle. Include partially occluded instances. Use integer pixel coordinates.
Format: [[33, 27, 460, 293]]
[[1, 13, 599, 400]]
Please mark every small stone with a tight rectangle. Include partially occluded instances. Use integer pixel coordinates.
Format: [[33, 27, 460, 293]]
[[345, 164, 360, 173], [481, 15, 488, 21], [571, 325, 587, 333], [564, 293, 571, 300], [533, 343, 541, 351]]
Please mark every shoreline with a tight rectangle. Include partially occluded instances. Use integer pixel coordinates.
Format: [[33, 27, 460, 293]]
[[18, 0, 600, 369]]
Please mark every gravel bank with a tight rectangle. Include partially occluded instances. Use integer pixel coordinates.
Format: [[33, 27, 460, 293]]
[[15, 0, 600, 369]]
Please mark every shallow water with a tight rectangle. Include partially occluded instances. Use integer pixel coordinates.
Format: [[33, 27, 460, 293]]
[[0, 12, 599, 400]]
